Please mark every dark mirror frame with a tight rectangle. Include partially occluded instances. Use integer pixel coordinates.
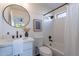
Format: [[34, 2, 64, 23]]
[[2, 4, 30, 28]]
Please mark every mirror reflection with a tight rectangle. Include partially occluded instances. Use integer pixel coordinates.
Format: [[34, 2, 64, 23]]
[[3, 4, 30, 28]]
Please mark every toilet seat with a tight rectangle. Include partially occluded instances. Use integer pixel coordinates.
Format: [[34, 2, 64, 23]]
[[39, 46, 52, 56]]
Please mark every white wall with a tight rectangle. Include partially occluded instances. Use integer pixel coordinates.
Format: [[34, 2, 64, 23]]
[[43, 5, 67, 55], [43, 16, 54, 46], [0, 3, 44, 47]]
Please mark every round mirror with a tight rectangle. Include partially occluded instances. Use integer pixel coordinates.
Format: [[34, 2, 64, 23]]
[[3, 4, 30, 28]]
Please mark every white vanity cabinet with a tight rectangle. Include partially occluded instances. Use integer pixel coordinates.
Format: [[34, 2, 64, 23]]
[[0, 37, 34, 56], [0, 41, 34, 56], [22, 41, 33, 56], [0, 45, 13, 56]]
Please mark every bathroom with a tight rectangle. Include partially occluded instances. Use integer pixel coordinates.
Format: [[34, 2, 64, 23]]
[[0, 3, 79, 56]]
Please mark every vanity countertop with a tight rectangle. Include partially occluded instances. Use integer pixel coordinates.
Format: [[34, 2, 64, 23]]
[[0, 39, 12, 47], [0, 37, 34, 47], [23, 37, 34, 43]]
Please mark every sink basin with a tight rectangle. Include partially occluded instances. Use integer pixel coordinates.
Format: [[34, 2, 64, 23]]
[[23, 37, 34, 43]]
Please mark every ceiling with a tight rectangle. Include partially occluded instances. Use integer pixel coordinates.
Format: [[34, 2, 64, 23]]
[[27, 3, 65, 15]]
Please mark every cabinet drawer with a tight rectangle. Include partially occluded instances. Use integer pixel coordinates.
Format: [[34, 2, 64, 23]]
[[0, 46, 12, 56], [22, 49, 33, 56], [23, 42, 33, 50]]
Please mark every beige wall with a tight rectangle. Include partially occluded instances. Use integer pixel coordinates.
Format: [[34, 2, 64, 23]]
[[0, 3, 43, 47]]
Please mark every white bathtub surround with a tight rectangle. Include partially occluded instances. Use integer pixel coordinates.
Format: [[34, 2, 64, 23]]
[[43, 5, 67, 56]]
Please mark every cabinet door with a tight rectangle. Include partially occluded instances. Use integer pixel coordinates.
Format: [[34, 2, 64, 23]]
[[0, 46, 13, 56], [23, 42, 33, 50], [22, 42, 33, 56], [22, 49, 33, 56]]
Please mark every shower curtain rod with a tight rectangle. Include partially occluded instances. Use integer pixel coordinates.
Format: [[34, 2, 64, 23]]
[[43, 3, 68, 16]]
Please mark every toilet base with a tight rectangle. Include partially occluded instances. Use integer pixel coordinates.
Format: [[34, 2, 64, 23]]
[[36, 54, 40, 56], [39, 46, 53, 56]]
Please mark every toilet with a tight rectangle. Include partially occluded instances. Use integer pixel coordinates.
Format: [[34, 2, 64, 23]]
[[39, 46, 53, 56]]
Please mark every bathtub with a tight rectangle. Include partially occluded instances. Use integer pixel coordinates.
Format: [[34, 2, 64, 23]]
[[46, 45, 64, 56]]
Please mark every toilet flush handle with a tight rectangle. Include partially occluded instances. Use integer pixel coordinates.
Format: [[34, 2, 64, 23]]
[[49, 36, 53, 42]]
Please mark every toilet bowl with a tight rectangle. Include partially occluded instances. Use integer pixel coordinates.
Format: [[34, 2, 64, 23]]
[[39, 46, 53, 56]]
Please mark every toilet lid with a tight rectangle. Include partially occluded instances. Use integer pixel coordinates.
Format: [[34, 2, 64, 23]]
[[39, 46, 52, 55]]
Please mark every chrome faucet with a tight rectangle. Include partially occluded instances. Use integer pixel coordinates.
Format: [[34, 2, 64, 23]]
[[16, 31, 18, 38]]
